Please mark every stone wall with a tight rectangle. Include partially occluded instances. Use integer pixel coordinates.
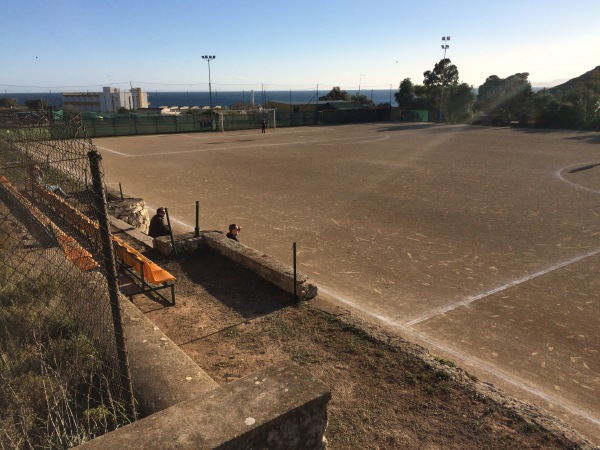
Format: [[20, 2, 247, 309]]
[[106, 187, 150, 233]]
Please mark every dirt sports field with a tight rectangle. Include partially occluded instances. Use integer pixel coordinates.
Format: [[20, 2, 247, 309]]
[[94, 123, 600, 443]]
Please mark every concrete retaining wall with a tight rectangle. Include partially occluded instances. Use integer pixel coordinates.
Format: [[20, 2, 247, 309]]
[[75, 220, 329, 449], [74, 296, 331, 449], [76, 360, 330, 450], [153, 231, 318, 300]]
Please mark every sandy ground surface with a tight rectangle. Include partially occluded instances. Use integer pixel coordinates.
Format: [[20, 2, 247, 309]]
[[94, 123, 600, 443]]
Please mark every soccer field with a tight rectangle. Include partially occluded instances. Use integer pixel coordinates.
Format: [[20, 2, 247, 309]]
[[94, 123, 600, 441]]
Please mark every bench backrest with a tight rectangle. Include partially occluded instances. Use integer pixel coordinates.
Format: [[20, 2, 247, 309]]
[[112, 236, 176, 285], [0, 176, 99, 272]]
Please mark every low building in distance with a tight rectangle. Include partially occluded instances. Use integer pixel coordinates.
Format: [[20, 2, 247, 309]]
[[61, 87, 149, 113]]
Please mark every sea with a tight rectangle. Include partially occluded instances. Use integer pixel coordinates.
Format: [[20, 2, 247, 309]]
[[5, 89, 398, 109]]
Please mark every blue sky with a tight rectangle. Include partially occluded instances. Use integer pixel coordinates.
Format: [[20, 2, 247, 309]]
[[1, 0, 599, 93]]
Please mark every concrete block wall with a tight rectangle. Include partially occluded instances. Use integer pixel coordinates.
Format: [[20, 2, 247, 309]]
[[76, 360, 330, 450]]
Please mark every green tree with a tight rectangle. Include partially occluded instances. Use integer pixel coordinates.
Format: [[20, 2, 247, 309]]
[[351, 93, 373, 104], [319, 86, 350, 101], [0, 98, 18, 108], [396, 59, 471, 122], [444, 83, 477, 123], [423, 59, 459, 87], [25, 99, 49, 110], [394, 78, 415, 117], [475, 73, 532, 122]]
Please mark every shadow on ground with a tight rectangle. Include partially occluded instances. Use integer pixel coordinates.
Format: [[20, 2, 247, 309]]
[[172, 248, 296, 319]]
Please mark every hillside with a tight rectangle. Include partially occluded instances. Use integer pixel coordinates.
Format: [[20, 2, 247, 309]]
[[549, 65, 600, 94]]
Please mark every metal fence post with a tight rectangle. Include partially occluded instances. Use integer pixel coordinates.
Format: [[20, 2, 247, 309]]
[[293, 242, 298, 301], [165, 207, 177, 256], [88, 149, 137, 419], [195, 200, 200, 237]]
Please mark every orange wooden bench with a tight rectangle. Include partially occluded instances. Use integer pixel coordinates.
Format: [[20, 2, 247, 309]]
[[0, 176, 99, 272], [31, 181, 100, 243], [112, 236, 176, 305]]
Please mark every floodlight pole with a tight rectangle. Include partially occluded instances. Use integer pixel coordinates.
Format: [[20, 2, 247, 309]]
[[439, 36, 450, 122], [202, 55, 216, 109]]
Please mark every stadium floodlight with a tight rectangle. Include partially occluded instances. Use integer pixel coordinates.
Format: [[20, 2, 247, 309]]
[[439, 36, 450, 122], [359, 74, 366, 95], [202, 55, 216, 109]]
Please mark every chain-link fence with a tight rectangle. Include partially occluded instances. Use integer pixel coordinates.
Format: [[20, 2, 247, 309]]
[[0, 113, 135, 448]]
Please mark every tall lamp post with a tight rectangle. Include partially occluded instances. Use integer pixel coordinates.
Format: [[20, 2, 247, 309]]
[[202, 55, 216, 109], [439, 36, 450, 122], [358, 74, 366, 95]]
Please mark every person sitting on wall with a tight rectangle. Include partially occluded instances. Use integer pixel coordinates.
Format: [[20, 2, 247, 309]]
[[149, 207, 170, 238], [226, 223, 241, 241], [28, 164, 70, 199]]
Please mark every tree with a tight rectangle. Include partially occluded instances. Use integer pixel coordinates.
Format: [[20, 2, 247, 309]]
[[319, 86, 350, 101], [25, 99, 49, 110], [0, 98, 18, 108], [423, 58, 459, 87], [351, 93, 373, 104], [444, 83, 476, 123], [475, 73, 532, 121], [394, 78, 416, 117], [396, 59, 471, 122]]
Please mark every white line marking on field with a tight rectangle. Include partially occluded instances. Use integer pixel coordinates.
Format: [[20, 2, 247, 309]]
[[317, 285, 600, 429], [405, 247, 600, 327], [101, 134, 392, 157], [556, 164, 600, 194], [181, 128, 336, 139], [146, 205, 192, 229], [93, 145, 130, 157]]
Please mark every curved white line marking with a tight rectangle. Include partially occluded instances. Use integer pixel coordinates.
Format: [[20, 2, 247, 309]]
[[556, 163, 600, 194]]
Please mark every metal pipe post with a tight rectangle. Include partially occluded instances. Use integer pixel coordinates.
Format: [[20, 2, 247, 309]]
[[165, 207, 177, 256], [293, 242, 297, 300], [195, 200, 200, 237], [87, 149, 137, 419]]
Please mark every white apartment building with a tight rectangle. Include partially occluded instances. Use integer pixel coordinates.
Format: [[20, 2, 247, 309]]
[[61, 86, 149, 112]]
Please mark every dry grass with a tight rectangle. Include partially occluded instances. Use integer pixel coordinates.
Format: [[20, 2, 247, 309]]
[[0, 206, 131, 449]]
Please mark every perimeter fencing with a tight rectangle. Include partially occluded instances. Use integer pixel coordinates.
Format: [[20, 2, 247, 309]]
[[0, 113, 136, 448], [77, 107, 393, 137]]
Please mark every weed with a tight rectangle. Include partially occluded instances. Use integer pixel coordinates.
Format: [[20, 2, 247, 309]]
[[466, 372, 478, 383], [434, 356, 456, 368], [223, 327, 240, 338], [435, 370, 451, 381]]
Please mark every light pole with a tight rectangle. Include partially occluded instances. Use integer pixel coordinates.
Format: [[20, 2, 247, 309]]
[[439, 36, 450, 122], [202, 55, 216, 109], [359, 74, 366, 95]]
